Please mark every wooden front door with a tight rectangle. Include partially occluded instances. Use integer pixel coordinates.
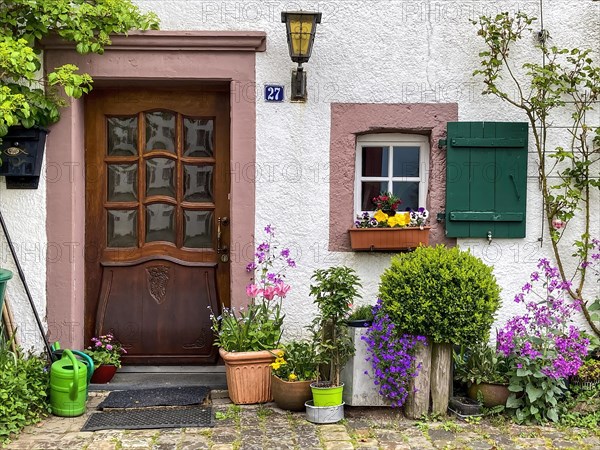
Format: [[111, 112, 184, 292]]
[[84, 88, 230, 364]]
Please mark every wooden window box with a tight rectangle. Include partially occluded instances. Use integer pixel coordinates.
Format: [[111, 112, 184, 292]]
[[348, 227, 431, 251]]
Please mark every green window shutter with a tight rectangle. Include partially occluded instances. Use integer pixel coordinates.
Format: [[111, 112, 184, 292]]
[[445, 122, 528, 238]]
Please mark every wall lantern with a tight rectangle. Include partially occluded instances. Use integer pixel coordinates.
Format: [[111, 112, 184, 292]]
[[281, 11, 322, 101], [0, 127, 48, 189]]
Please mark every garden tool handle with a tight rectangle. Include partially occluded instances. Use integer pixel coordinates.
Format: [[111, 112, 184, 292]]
[[64, 350, 79, 399]]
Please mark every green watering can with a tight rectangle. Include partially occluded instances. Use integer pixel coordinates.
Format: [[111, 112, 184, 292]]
[[51, 342, 94, 399], [50, 349, 88, 417]]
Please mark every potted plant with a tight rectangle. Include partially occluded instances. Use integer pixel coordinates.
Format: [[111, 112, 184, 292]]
[[270, 340, 319, 411], [572, 359, 600, 391], [211, 225, 295, 405], [305, 266, 360, 422], [83, 333, 126, 383], [378, 245, 501, 417], [346, 304, 374, 327], [454, 342, 510, 408], [349, 203, 431, 251]]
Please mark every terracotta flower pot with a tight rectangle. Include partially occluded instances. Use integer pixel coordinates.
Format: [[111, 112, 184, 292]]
[[219, 348, 279, 404], [90, 364, 118, 383], [271, 375, 313, 411], [467, 382, 510, 407]]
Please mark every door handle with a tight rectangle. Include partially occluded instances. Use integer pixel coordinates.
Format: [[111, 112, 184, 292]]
[[217, 217, 229, 254]]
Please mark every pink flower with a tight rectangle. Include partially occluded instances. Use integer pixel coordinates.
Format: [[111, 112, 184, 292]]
[[246, 283, 261, 298], [274, 282, 291, 298], [106, 344, 113, 351], [263, 286, 276, 301]]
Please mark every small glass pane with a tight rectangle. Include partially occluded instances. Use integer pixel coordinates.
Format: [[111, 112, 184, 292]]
[[146, 158, 175, 197], [108, 164, 138, 202], [184, 211, 213, 248], [146, 203, 175, 243], [145, 112, 175, 152], [184, 165, 213, 202], [361, 181, 388, 211], [393, 146, 420, 177], [393, 182, 419, 211], [107, 210, 137, 247], [361, 147, 389, 177], [108, 117, 138, 156], [184, 118, 213, 157]]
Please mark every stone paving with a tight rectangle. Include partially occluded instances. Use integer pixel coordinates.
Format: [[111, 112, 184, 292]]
[[3, 391, 600, 450]]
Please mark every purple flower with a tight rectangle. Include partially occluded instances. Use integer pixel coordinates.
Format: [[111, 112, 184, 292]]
[[264, 224, 273, 235], [280, 248, 290, 258], [246, 262, 257, 272]]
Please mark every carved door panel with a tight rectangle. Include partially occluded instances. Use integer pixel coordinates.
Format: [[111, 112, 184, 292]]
[[85, 88, 230, 364]]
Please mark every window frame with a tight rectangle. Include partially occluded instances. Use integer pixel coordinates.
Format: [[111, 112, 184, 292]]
[[354, 133, 430, 216]]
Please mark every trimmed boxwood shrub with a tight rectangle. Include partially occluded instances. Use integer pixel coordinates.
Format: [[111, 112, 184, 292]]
[[378, 245, 501, 345]]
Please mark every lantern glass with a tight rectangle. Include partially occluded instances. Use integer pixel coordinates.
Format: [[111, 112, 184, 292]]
[[282, 12, 321, 64]]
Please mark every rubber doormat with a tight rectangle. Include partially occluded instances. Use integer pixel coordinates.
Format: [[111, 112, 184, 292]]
[[97, 386, 210, 409], [81, 406, 213, 431]]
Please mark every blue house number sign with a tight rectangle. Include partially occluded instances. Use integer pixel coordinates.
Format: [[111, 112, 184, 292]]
[[264, 85, 284, 102]]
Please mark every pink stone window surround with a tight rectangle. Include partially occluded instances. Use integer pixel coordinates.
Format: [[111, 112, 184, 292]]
[[329, 103, 459, 252]]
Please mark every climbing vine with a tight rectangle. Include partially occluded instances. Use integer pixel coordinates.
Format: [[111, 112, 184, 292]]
[[473, 12, 600, 336], [0, 0, 159, 139]]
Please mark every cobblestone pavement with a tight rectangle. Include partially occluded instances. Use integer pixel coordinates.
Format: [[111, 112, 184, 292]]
[[3, 391, 600, 450]]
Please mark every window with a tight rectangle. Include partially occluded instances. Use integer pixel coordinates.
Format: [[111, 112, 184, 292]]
[[354, 134, 429, 216]]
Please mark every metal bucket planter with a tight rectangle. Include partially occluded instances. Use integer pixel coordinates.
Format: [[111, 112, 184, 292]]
[[305, 401, 344, 424]]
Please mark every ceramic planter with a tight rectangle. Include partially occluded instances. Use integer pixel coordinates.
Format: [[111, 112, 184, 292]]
[[467, 382, 510, 407], [90, 364, 118, 384], [219, 348, 279, 404], [348, 227, 431, 251], [0, 269, 13, 315], [271, 375, 313, 411]]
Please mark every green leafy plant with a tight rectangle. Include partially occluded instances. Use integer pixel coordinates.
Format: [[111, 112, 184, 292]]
[[0, 0, 159, 139], [211, 225, 295, 352], [454, 341, 509, 385], [83, 333, 126, 368], [0, 336, 50, 444], [575, 359, 600, 383], [309, 266, 361, 386], [270, 340, 319, 382], [347, 304, 374, 322], [473, 12, 600, 338], [378, 245, 501, 346]]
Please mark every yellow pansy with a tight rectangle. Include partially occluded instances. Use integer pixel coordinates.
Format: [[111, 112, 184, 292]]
[[288, 373, 298, 381], [398, 212, 411, 226], [373, 210, 388, 223], [387, 215, 402, 227], [271, 362, 281, 370]]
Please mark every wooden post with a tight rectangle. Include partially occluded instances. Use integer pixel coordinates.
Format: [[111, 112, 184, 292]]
[[430, 342, 452, 415], [404, 336, 432, 419]]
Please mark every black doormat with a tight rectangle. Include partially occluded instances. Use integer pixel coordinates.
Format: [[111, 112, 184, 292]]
[[81, 406, 213, 431], [97, 386, 210, 410]]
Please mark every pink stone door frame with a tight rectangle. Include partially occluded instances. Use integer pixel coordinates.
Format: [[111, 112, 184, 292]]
[[329, 103, 458, 251], [43, 31, 265, 350]]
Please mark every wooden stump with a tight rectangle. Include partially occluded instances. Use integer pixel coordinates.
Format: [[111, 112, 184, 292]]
[[404, 336, 432, 419], [430, 342, 452, 415]]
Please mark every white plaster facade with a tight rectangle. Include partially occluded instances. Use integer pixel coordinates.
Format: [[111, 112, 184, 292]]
[[2, 0, 599, 350]]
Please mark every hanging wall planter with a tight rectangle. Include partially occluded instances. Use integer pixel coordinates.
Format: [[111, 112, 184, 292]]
[[348, 227, 431, 251], [0, 126, 48, 189]]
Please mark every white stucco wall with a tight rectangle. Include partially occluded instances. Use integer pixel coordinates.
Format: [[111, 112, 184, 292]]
[[133, 0, 598, 340], [5, 0, 599, 350], [0, 162, 47, 351]]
